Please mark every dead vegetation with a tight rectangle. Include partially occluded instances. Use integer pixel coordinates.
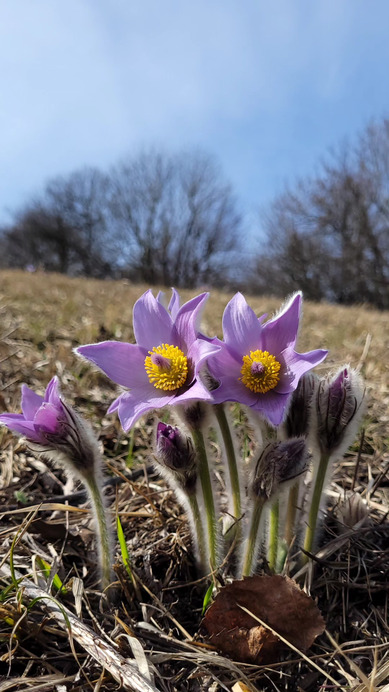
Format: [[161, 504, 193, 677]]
[[0, 270, 388, 691]]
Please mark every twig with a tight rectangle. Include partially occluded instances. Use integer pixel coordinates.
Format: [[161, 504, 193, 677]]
[[0, 565, 160, 692]]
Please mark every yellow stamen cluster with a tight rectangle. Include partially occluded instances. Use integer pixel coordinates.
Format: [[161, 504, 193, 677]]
[[145, 344, 188, 391], [240, 349, 281, 394]]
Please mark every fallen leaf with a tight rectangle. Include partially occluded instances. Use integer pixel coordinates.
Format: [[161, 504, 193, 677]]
[[232, 682, 260, 692], [202, 574, 325, 664]]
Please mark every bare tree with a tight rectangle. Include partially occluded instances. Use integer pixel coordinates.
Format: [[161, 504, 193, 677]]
[[109, 149, 242, 287], [42, 167, 113, 277], [1, 167, 113, 277], [1, 205, 78, 273], [249, 118, 389, 308]]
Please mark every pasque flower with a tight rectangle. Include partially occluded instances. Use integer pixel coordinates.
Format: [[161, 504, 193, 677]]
[[207, 292, 328, 426], [0, 376, 100, 478], [0, 376, 63, 444], [315, 366, 365, 458], [156, 422, 197, 491], [76, 290, 220, 431], [0, 377, 114, 590]]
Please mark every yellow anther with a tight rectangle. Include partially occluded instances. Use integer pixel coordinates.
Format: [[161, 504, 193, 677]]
[[240, 349, 281, 394], [145, 344, 188, 391]]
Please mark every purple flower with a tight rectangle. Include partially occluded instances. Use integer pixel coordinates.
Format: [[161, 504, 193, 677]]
[[75, 289, 220, 431], [155, 422, 197, 492], [156, 422, 196, 472], [316, 366, 365, 456], [0, 377, 100, 477], [251, 438, 310, 501], [0, 377, 64, 444], [207, 292, 328, 426]]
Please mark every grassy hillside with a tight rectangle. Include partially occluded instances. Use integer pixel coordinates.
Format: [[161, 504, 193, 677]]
[[0, 270, 388, 691]]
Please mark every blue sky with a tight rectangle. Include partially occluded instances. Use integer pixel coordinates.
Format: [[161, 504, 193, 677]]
[[1, 0, 389, 233]]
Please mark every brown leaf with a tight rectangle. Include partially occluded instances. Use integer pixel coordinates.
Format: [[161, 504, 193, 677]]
[[202, 574, 325, 664]]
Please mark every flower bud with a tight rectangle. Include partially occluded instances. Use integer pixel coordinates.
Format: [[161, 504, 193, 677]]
[[42, 400, 101, 479], [315, 367, 365, 458], [284, 372, 318, 439], [178, 401, 208, 431], [0, 377, 101, 481], [334, 491, 371, 532], [155, 422, 197, 492], [252, 438, 310, 502]]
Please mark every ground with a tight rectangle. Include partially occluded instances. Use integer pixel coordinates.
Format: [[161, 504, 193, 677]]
[[0, 270, 388, 691]]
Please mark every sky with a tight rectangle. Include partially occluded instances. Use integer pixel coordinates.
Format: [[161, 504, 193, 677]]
[[1, 0, 389, 235]]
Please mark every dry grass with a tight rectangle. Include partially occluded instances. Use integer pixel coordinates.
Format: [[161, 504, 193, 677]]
[[0, 269, 388, 691]]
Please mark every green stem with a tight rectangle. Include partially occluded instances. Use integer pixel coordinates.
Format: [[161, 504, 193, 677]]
[[187, 492, 207, 571], [240, 498, 265, 577], [268, 499, 279, 571], [284, 481, 300, 546], [214, 404, 242, 531], [191, 428, 218, 571], [303, 453, 331, 562], [85, 474, 113, 591]]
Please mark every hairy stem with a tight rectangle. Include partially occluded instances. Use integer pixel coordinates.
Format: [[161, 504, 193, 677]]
[[268, 499, 279, 571], [303, 453, 331, 562], [214, 404, 242, 536], [85, 474, 113, 592], [187, 492, 207, 571], [240, 498, 265, 577], [284, 481, 300, 546], [191, 427, 218, 571]]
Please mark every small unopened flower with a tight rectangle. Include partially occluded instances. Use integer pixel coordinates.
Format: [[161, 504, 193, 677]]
[[251, 439, 310, 502], [334, 491, 371, 532], [207, 292, 327, 426], [315, 366, 365, 458], [76, 290, 220, 431], [156, 422, 197, 492], [0, 377, 113, 590], [155, 421, 208, 570], [0, 376, 100, 480], [283, 372, 318, 439]]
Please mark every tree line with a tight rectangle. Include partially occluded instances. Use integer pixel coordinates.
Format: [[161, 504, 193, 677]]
[[1, 150, 242, 288], [249, 118, 389, 309], [1, 118, 389, 308]]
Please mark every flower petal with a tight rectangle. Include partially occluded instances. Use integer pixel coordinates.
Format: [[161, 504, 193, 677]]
[[250, 390, 292, 426], [76, 341, 148, 388], [261, 292, 302, 354], [34, 402, 61, 434], [188, 338, 221, 380], [222, 293, 263, 357], [0, 414, 41, 441], [276, 347, 328, 392], [173, 378, 215, 404], [168, 288, 181, 320], [207, 342, 242, 382], [175, 292, 209, 349], [116, 391, 175, 431], [133, 290, 176, 349], [107, 396, 121, 414], [44, 376, 62, 407], [210, 376, 260, 406], [21, 385, 43, 419]]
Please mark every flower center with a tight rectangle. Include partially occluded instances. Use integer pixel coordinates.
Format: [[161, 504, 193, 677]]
[[145, 344, 188, 391], [240, 350, 281, 394]]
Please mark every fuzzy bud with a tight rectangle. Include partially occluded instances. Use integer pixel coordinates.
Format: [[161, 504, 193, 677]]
[[334, 491, 371, 532], [315, 366, 365, 458], [178, 402, 208, 431], [284, 372, 318, 439], [0, 377, 101, 481], [40, 401, 101, 480], [155, 422, 197, 492], [252, 438, 310, 502]]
